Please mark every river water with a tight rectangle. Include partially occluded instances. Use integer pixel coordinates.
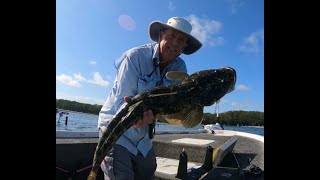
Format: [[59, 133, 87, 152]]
[[56, 109, 264, 136]]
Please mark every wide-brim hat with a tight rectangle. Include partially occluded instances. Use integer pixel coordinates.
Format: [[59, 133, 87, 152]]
[[149, 17, 202, 55]]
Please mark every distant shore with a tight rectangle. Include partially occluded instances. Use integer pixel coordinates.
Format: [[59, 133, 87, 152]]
[[242, 125, 264, 128]]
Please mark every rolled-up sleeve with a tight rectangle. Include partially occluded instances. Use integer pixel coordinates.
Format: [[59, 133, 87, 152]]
[[113, 52, 148, 142], [113, 53, 140, 112]]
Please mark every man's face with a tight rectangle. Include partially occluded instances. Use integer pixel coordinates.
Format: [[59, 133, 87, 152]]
[[159, 28, 188, 62]]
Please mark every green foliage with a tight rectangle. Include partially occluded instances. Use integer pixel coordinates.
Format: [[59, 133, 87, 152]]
[[56, 99, 264, 126], [203, 110, 264, 126], [56, 99, 102, 114]]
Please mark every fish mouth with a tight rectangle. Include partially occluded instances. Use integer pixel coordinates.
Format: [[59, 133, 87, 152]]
[[223, 66, 236, 94]]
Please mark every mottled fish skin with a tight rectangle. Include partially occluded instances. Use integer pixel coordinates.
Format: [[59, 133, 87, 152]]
[[87, 67, 236, 180]]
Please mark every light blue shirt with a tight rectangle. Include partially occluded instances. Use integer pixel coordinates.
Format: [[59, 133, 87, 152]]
[[98, 43, 187, 157]]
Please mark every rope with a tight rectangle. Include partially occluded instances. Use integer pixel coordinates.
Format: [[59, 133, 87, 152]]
[[56, 164, 93, 179], [56, 166, 69, 173], [76, 164, 93, 173]]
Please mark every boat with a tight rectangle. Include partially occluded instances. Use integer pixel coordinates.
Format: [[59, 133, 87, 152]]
[[203, 123, 224, 130], [56, 128, 264, 180]]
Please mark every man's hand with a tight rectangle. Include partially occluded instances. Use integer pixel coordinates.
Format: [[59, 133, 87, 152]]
[[124, 96, 160, 128]]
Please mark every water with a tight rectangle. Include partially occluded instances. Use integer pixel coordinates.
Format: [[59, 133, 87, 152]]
[[56, 110, 264, 136], [56, 109, 99, 131]]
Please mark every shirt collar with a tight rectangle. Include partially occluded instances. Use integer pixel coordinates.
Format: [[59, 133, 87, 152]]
[[152, 43, 159, 62]]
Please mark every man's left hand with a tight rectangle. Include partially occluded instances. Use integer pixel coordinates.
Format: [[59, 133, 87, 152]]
[[124, 96, 160, 128]]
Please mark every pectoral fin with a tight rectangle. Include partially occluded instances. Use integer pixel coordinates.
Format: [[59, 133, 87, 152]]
[[165, 71, 189, 81], [160, 105, 204, 128], [126, 101, 143, 118]]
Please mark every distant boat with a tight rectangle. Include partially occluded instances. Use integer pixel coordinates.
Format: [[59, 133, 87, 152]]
[[203, 123, 224, 130]]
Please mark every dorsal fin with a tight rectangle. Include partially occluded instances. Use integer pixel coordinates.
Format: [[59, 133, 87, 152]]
[[165, 71, 189, 81], [149, 92, 178, 97]]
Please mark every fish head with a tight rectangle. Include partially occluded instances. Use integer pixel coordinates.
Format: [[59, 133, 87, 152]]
[[188, 66, 237, 106]]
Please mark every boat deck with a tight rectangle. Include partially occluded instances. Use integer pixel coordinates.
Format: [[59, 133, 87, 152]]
[[56, 131, 264, 180], [153, 132, 264, 179]]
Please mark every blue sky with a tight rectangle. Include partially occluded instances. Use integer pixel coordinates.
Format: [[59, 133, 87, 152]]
[[56, 0, 264, 113]]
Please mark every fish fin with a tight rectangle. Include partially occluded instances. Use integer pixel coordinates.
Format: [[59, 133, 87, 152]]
[[160, 105, 204, 128], [149, 92, 177, 97], [165, 71, 189, 81], [87, 168, 97, 180], [159, 115, 183, 126], [127, 101, 143, 117], [181, 106, 204, 128]]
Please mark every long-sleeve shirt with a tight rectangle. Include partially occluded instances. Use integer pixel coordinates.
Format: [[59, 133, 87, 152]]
[[98, 42, 187, 157]]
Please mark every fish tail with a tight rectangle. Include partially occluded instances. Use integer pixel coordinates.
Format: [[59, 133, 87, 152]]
[[87, 168, 98, 180]]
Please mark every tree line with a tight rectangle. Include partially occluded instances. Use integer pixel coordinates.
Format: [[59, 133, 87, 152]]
[[56, 99, 264, 126], [56, 99, 102, 114], [202, 111, 264, 126]]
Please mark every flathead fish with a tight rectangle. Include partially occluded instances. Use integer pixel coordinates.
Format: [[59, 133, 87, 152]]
[[87, 67, 236, 180]]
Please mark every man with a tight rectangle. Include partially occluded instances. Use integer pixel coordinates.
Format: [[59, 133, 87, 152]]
[[98, 17, 202, 180]]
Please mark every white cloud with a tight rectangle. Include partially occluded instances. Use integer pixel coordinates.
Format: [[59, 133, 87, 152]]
[[231, 101, 251, 110], [217, 98, 228, 106], [227, 0, 245, 14], [56, 74, 84, 87], [231, 101, 264, 112], [118, 15, 136, 31], [185, 15, 224, 47], [238, 29, 264, 55], [236, 84, 250, 91], [208, 37, 224, 47], [56, 72, 110, 87], [204, 99, 231, 113], [73, 73, 86, 82], [89, 60, 96, 65], [90, 72, 110, 87], [56, 92, 104, 105], [168, 1, 176, 11]]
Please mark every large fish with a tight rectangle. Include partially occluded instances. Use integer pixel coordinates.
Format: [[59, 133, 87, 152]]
[[87, 67, 236, 180]]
